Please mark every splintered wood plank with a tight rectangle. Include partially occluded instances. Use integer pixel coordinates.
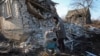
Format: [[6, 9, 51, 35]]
[[26, 2, 45, 19]]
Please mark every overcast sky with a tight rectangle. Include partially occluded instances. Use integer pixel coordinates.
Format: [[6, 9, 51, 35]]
[[52, 0, 100, 20]]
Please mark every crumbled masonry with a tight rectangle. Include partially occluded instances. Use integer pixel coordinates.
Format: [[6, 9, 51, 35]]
[[0, 0, 100, 56]]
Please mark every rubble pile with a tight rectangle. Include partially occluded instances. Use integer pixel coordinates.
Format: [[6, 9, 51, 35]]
[[0, 0, 58, 55], [64, 23, 100, 55], [0, 0, 100, 56]]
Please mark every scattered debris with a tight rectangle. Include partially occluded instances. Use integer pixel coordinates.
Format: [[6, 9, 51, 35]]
[[0, 0, 100, 56]]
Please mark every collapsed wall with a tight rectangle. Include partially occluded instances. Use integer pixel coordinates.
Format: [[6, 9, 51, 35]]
[[18, 0, 58, 46], [0, 0, 58, 47]]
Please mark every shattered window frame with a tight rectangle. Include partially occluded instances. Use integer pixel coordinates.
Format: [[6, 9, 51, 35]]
[[2, 0, 12, 19]]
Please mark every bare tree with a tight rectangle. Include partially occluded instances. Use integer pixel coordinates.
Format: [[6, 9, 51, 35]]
[[71, 0, 95, 9], [70, 0, 98, 25], [69, 0, 98, 36]]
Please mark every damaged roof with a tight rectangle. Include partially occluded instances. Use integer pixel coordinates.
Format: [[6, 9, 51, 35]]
[[26, 0, 58, 19], [67, 8, 90, 18]]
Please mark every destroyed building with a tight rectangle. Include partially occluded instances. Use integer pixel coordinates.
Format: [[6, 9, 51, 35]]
[[0, 0, 100, 56], [0, 0, 60, 51], [66, 8, 92, 25], [0, 0, 57, 40]]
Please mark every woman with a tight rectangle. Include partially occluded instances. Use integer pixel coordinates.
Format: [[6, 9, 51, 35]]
[[52, 16, 67, 52]]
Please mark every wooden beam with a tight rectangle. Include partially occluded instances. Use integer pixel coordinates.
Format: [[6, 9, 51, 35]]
[[26, 0, 58, 19], [26, 2, 45, 19], [29, 0, 53, 13]]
